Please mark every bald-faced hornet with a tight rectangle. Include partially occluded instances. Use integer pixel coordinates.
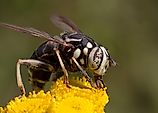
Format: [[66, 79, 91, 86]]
[[0, 16, 116, 94]]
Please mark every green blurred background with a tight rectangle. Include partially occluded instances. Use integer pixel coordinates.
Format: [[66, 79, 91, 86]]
[[0, 0, 158, 113]]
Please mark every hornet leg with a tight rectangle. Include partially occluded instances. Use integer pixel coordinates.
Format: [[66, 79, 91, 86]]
[[16, 59, 54, 95], [71, 57, 96, 88], [55, 49, 70, 87], [94, 76, 105, 88]]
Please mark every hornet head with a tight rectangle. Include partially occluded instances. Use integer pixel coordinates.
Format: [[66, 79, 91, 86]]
[[88, 46, 116, 88]]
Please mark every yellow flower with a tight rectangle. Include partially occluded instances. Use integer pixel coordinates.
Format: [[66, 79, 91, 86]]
[[1, 91, 51, 113], [0, 77, 109, 113]]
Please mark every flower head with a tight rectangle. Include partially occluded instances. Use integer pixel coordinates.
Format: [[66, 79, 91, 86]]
[[1, 77, 109, 113], [1, 91, 51, 113]]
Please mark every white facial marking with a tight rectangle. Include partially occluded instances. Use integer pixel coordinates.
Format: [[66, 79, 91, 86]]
[[73, 48, 81, 58], [80, 58, 85, 65], [83, 47, 88, 56], [95, 47, 109, 75], [88, 47, 101, 69], [87, 42, 93, 48], [88, 46, 109, 76]]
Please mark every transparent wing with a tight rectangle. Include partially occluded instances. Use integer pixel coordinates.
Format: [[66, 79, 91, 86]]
[[51, 15, 81, 33], [0, 22, 66, 45], [0, 22, 53, 40]]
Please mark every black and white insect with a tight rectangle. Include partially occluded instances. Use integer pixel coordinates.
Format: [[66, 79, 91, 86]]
[[0, 16, 116, 94]]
